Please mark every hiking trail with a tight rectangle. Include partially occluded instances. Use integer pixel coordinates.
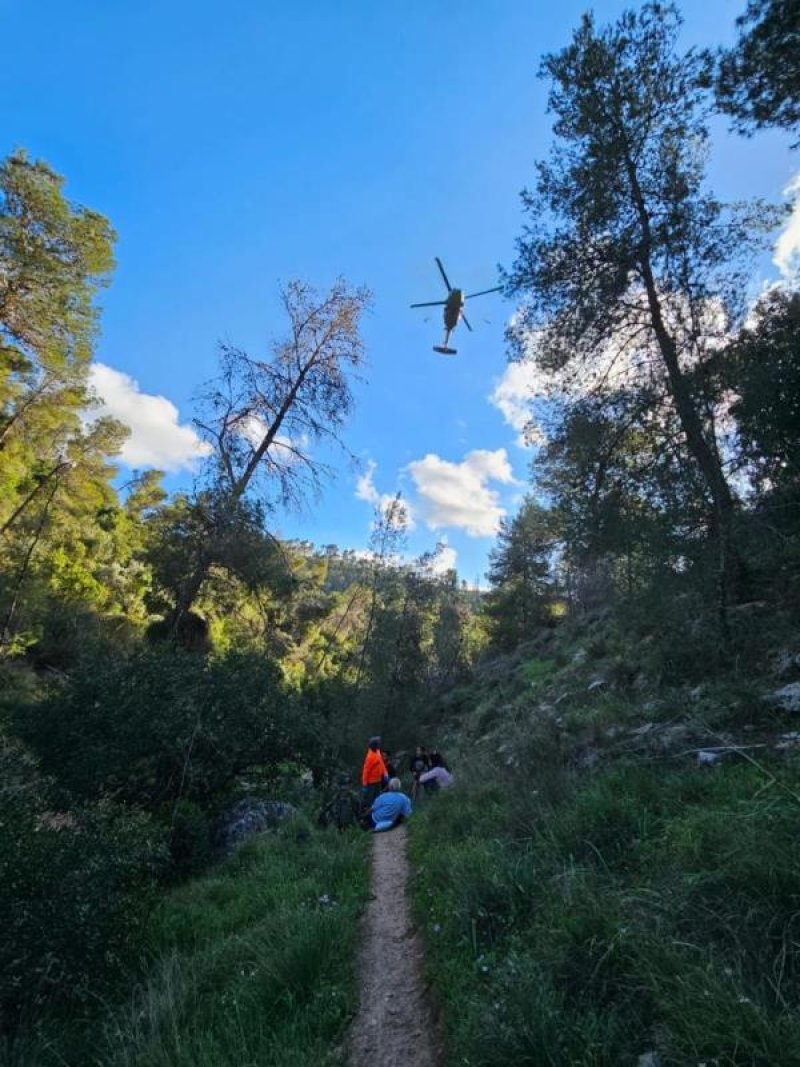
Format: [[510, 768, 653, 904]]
[[348, 826, 439, 1067]]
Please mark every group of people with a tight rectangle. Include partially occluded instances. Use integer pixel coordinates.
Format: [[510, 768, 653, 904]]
[[360, 735, 453, 833]]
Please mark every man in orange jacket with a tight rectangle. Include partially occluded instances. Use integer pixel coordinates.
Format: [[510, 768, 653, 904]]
[[361, 735, 389, 811]]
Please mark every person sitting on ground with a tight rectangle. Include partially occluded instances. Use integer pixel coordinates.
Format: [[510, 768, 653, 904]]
[[409, 745, 431, 800], [318, 772, 360, 831], [361, 735, 389, 812], [419, 751, 454, 791], [367, 778, 413, 832]]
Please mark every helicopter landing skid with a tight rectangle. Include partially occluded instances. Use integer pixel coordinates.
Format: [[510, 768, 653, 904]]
[[433, 345, 457, 356]]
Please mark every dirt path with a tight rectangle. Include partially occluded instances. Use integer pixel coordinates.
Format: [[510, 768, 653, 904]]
[[348, 826, 439, 1067]]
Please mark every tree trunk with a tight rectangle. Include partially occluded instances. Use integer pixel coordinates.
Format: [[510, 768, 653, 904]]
[[622, 150, 740, 626]]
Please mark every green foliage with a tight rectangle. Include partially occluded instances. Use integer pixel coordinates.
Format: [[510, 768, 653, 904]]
[[484, 499, 561, 650], [167, 800, 213, 880], [712, 0, 800, 137], [521, 656, 556, 687], [0, 738, 165, 1032], [724, 289, 800, 493], [411, 758, 800, 1066], [506, 1, 782, 624], [98, 826, 367, 1067], [14, 646, 318, 808], [0, 149, 115, 403]]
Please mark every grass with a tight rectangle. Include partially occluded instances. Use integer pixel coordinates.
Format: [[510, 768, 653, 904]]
[[2, 818, 369, 1067], [409, 756, 800, 1066]]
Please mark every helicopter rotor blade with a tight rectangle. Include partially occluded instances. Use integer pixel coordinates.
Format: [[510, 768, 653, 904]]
[[410, 300, 447, 308], [435, 257, 453, 292], [460, 312, 473, 332], [464, 286, 502, 300]]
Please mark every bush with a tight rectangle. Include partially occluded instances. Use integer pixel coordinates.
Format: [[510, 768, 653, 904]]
[[0, 739, 166, 1033], [14, 646, 321, 809], [410, 757, 800, 1066], [167, 800, 212, 880]]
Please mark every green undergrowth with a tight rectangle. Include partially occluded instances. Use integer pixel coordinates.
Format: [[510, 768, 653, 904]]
[[409, 756, 800, 1066], [3, 819, 369, 1067]]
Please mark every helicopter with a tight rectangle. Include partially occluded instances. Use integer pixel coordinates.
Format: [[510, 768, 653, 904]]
[[410, 257, 501, 355]]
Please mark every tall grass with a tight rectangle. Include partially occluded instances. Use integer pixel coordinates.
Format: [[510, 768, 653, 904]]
[[409, 757, 800, 1066], [2, 819, 369, 1067]]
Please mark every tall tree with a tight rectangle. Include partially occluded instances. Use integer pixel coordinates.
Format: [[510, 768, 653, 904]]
[[722, 288, 800, 490], [484, 498, 560, 648], [506, 3, 780, 619], [170, 278, 371, 631], [712, 0, 800, 139], [0, 150, 115, 454]]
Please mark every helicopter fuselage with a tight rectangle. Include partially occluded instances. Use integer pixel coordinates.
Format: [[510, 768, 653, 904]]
[[443, 289, 464, 331]]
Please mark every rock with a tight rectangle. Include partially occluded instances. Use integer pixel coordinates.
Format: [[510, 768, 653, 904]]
[[214, 796, 297, 856], [630, 721, 655, 737], [729, 600, 768, 615], [656, 723, 693, 750], [766, 683, 800, 713], [588, 676, 608, 692], [637, 1054, 661, 1067], [774, 650, 800, 678], [688, 685, 704, 702], [697, 749, 721, 766]]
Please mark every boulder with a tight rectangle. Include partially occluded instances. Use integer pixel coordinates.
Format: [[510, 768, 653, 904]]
[[214, 797, 297, 857], [766, 682, 800, 714], [696, 749, 721, 766], [774, 650, 800, 678], [637, 1054, 661, 1067], [630, 721, 655, 737]]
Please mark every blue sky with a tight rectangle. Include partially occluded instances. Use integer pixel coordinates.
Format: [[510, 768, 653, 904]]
[[2, 0, 797, 584]]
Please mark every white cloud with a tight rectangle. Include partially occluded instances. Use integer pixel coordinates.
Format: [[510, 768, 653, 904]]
[[89, 363, 210, 472], [407, 448, 515, 538], [774, 172, 800, 280], [428, 538, 458, 575], [489, 361, 548, 447], [234, 413, 307, 464], [355, 460, 416, 530], [355, 459, 380, 504]]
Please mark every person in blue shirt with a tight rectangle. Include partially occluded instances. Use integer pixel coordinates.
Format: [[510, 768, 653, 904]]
[[367, 778, 412, 832]]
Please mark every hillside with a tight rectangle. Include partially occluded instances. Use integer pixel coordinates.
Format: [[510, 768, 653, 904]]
[[407, 614, 800, 1065]]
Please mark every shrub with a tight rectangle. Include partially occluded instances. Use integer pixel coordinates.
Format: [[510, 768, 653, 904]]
[[167, 800, 212, 880], [0, 738, 166, 1033], [14, 646, 321, 809]]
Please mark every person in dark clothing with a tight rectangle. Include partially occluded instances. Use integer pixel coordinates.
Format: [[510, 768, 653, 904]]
[[381, 749, 398, 779], [318, 773, 360, 831], [409, 745, 431, 800]]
